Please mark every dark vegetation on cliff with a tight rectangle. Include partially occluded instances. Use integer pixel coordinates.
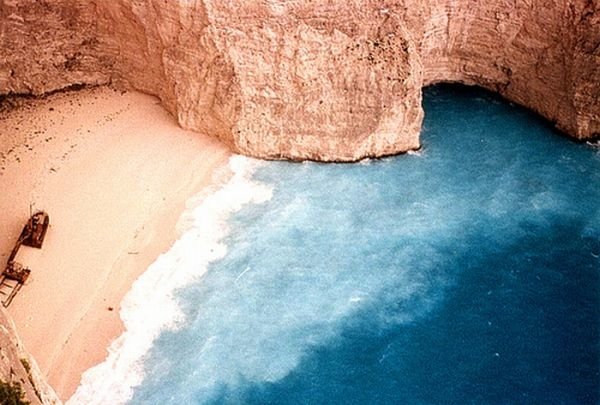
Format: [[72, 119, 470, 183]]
[[0, 380, 29, 405]]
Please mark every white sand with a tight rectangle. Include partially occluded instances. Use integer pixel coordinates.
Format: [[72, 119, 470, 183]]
[[0, 87, 230, 400]]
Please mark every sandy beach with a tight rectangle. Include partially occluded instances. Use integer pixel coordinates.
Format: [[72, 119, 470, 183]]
[[0, 86, 230, 400]]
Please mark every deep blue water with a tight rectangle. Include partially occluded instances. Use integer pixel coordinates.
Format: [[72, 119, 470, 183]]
[[130, 85, 600, 404]]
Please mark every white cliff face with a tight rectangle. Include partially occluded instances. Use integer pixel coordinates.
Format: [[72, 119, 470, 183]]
[[200, 1, 424, 161], [0, 0, 598, 161], [0, 308, 60, 405], [409, 0, 600, 141]]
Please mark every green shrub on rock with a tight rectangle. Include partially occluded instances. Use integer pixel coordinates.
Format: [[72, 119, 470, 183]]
[[0, 380, 29, 405]]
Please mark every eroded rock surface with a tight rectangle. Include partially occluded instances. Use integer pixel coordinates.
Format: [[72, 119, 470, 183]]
[[0, 1, 598, 158], [0, 308, 60, 405]]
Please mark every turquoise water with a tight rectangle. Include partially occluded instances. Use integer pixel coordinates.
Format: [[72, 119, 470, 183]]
[[81, 85, 599, 404]]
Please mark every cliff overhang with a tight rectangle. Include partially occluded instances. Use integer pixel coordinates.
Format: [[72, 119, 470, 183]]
[[1, 1, 598, 160]]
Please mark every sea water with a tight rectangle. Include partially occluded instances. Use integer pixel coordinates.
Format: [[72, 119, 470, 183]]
[[70, 85, 599, 405]]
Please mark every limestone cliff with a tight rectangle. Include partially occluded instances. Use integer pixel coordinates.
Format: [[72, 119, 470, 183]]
[[1, 0, 598, 161], [0, 307, 60, 404], [0, 0, 598, 400]]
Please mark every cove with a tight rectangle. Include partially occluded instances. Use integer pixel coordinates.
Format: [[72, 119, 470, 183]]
[[97, 85, 600, 404]]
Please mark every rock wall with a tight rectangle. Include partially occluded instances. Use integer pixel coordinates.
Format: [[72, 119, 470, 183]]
[[407, 0, 600, 141], [0, 0, 110, 94], [0, 308, 60, 405], [0, 1, 598, 157]]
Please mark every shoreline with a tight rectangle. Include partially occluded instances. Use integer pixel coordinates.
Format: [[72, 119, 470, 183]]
[[0, 86, 231, 400], [68, 155, 273, 404]]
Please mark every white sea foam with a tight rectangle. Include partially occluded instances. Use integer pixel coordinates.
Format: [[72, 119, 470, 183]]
[[586, 140, 600, 148], [67, 155, 272, 405], [407, 148, 424, 157], [586, 140, 600, 157]]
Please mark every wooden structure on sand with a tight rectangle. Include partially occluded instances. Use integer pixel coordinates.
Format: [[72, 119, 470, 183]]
[[0, 211, 49, 307]]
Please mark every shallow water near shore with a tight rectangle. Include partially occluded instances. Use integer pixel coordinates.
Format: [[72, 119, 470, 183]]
[[71, 85, 599, 404]]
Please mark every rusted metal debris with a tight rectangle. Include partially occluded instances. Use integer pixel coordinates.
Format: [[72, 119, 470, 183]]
[[1, 211, 49, 307], [20, 211, 49, 249]]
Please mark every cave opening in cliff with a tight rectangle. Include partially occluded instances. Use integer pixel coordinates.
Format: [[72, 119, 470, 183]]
[[420, 82, 573, 148]]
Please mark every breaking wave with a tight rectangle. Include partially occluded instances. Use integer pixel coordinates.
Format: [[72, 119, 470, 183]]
[[67, 156, 272, 405]]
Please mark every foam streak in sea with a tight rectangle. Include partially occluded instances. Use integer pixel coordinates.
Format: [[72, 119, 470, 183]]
[[67, 156, 272, 405]]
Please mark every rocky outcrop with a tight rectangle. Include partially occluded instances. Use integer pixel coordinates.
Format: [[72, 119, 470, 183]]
[[0, 1, 598, 158], [0, 308, 60, 405]]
